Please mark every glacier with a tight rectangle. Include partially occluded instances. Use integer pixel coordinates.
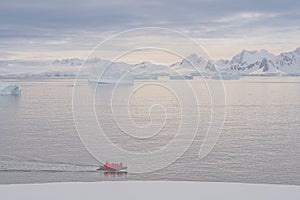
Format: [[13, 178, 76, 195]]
[[87, 59, 133, 84], [0, 82, 21, 95], [0, 46, 300, 80]]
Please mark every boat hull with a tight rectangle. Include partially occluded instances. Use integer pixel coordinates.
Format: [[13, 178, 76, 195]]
[[97, 166, 128, 172]]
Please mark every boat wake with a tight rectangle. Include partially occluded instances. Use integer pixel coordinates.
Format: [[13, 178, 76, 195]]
[[0, 156, 98, 173]]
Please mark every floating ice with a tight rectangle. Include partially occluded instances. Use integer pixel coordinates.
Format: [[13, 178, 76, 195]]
[[211, 72, 240, 80], [0, 82, 21, 95]]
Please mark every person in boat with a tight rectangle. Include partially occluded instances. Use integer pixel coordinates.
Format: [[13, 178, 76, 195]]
[[103, 161, 123, 169]]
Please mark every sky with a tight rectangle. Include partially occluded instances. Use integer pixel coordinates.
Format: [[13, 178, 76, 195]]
[[1, 0, 300, 63]]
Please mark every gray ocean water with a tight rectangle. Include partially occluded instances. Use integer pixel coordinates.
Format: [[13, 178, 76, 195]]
[[0, 77, 299, 185]]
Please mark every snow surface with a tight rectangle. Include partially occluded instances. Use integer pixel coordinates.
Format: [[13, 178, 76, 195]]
[[1, 47, 300, 79], [220, 48, 300, 75], [0, 82, 21, 95], [0, 181, 299, 200], [87, 59, 133, 84], [231, 49, 276, 65]]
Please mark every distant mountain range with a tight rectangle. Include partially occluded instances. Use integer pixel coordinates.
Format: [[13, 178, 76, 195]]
[[1, 47, 300, 78]]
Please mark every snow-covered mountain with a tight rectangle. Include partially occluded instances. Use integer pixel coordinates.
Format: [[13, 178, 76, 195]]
[[217, 47, 300, 76], [130, 61, 170, 77], [231, 49, 276, 65], [0, 59, 80, 78], [1, 47, 300, 78], [170, 53, 213, 76], [273, 47, 300, 75], [249, 58, 284, 76], [216, 49, 278, 75], [52, 58, 82, 66]]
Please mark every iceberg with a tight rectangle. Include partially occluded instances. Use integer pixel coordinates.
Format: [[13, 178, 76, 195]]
[[88, 76, 133, 84], [0, 82, 21, 95], [87, 59, 134, 84], [133, 74, 158, 80], [1, 46, 300, 79], [211, 72, 240, 80], [131, 61, 170, 77], [169, 75, 193, 80], [88, 71, 134, 85]]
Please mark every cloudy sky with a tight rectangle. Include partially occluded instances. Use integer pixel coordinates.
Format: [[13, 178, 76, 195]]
[[1, 0, 300, 62]]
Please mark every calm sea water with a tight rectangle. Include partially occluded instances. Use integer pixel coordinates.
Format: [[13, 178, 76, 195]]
[[0, 77, 299, 185]]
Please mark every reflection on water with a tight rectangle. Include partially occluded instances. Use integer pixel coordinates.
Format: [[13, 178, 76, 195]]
[[0, 77, 299, 185], [0, 95, 21, 134], [0, 95, 21, 110], [103, 171, 128, 177]]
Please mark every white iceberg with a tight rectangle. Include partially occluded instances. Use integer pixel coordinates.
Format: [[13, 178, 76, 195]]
[[88, 60, 134, 84], [211, 72, 240, 80], [0, 82, 21, 95], [170, 75, 193, 80], [88, 76, 133, 84]]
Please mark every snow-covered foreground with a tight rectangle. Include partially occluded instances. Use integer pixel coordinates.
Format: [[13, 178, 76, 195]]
[[0, 82, 21, 95], [0, 181, 299, 200]]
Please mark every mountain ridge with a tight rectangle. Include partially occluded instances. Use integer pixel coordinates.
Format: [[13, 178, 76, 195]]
[[1, 47, 300, 78]]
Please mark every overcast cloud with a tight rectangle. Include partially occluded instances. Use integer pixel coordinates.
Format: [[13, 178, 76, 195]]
[[1, 0, 300, 60]]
